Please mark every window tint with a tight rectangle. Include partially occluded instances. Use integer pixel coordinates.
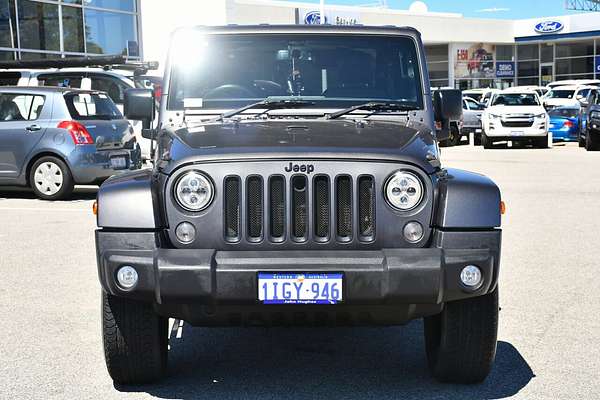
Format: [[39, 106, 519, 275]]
[[548, 90, 575, 99], [491, 93, 540, 106], [90, 76, 127, 104], [0, 72, 21, 86], [64, 93, 122, 120], [38, 74, 83, 89], [465, 98, 481, 110], [548, 108, 579, 118], [0, 93, 45, 121]]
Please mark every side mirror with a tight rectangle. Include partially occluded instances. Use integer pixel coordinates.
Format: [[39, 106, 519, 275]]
[[433, 89, 462, 141], [124, 89, 155, 129], [580, 100, 589, 107]]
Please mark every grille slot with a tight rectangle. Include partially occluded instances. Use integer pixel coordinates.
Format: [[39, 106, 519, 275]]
[[358, 176, 375, 240], [269, 176, 285, 240], [247, 176, 264, 240], [313, 176, 330, 240], [336, 176, 353, 240], [291, 176, 308, 240], [224, 177, 241, 241], [501, 120, 533, 128]]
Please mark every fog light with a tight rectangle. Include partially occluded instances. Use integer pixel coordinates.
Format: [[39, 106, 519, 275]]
[[176, 222, 196, 244], [460, 265, 483, 289], [403, 221, 424, 243], [116, 266, 138, 290]]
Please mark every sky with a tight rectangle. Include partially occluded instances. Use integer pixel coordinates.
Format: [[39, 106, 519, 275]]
[[277, 0, 589, 19]]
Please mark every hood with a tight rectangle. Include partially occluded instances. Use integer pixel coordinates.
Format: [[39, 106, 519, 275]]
[[159, 119, 439, 174], [486, 105, 545, 115]]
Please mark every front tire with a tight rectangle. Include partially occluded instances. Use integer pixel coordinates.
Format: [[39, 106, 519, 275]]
[[579, 135, 586, 147], [534, 135, 548, 149], [481, 132, 492, 149], [585, 130, 600, 151], [102, 292, 168, 384], [29, 156, 74, 200], [424, 289, 499, 384]]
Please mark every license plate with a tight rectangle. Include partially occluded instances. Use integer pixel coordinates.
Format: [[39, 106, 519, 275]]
[[511, 131, 525, 136], [258, 272, 343, 304], [476, 129, 482, 133], [110, 156, 128, 170]]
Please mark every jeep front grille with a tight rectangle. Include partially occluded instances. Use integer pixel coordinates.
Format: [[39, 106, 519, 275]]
[[223, 174, 376, 243]]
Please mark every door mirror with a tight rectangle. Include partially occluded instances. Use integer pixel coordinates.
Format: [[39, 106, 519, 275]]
[[124, 89, 154, 128], [580, 99, 589, 107], [433, 89, 462, 141]]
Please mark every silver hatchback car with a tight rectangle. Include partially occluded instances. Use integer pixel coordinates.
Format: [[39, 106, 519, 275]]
[[0, 86, 141, 200]]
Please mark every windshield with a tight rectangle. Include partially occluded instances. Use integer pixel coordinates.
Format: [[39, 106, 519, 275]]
[[548, 90, 576, 99], [549, 108, 579, 118], [491, 93, 540, 106], [168, 33, 423, 111], [64, 93, 123, 120], [463, 92, 483, 103]]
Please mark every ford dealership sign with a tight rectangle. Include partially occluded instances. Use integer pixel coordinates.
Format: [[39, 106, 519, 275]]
[[534, 21, 564, 34]]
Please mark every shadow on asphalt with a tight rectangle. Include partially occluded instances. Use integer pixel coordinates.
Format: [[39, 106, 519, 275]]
[[116, 320, 534, 400], [0, 186, 97, 201]]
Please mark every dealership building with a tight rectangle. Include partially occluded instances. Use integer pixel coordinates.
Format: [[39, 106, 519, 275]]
[[1, 0, 600, 89]]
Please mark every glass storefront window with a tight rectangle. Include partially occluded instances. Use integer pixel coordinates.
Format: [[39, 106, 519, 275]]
[[62, 5, 84, 53], [428, 62, 449, 81], [85, 9, 136, 55], [556, 57, 594, 75], [517, 77, 539, 86], [0, 51, 15, 61], [556, 40, 594, 58], [85, 0, 136, 12], [0, 0, 17, 48], [496, 45, 514, 61], [425, 44, 448, 63], [517, 60, 539, 77], [517, 44, 538, 61], [540, 44, 553, 63], [17, 0, 60, 51]]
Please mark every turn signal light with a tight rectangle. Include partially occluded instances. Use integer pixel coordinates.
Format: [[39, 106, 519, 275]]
[[58, 121, 93, 145], [92, 201, 98, 216], [500, 201, 506, 215]]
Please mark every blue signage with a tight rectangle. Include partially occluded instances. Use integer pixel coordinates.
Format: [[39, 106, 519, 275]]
[[595, 56, 600, 75], [496, 61, 515, 78], [534, 21, 564, 34]]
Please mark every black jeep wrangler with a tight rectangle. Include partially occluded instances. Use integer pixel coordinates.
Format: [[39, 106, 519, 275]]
[[95, 25, 502, 385]]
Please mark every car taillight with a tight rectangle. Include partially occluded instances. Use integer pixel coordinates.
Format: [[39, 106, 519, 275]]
[[563, 120, 574, 128], [153, 84, 162, 100], [58, 121, 93, 145]]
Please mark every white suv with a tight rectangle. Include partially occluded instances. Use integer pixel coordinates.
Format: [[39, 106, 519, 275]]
[[544, 85, 595, 111], [482, 89, 548, 149]]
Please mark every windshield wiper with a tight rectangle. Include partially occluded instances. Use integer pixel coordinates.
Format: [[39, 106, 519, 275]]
[[327, 102, 417, 120], [211, 99, 315, 122]]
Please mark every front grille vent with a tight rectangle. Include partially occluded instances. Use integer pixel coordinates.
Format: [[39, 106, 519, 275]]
[[224, 174, 375, 244]]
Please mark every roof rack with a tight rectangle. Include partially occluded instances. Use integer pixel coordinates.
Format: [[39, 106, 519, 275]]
[[0, 55, 159, 76]]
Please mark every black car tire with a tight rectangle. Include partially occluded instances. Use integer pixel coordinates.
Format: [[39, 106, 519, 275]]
[[481, 132, 492, 149], [102, 292, 168, 384], [29, 156, 74, 200], [579, 136, 586, 147], [534, 135, 548, 149], [449, 126, 461, 146], [424, 289, 499, 384], [474, 132, 482, 146], [585, 130, 600, 151]]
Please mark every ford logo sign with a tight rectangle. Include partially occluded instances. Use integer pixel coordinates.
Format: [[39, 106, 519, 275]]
[[534, 21, 564, 34], [304, 11, 323, 25]]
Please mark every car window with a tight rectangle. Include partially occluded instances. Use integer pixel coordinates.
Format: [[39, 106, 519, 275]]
[[90, 76, 127, 105], [465, 98, 481, 110], [548, 108, 579, 118], [38, 74, 83, 89], [491, 93, 540, 106], [578, 89, 591, 99], [0, 72, 21, 86], [64, 92, 123, 120], [0, 93, 46, 121], [548, 90, 575, 99]]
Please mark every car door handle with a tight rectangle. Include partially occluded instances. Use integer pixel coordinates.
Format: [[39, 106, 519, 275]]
[[26, 124, 42, 132]]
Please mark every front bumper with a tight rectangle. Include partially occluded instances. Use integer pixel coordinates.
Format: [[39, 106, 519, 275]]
[[68, 144, 142, 184], [96, 229, 501, 324]]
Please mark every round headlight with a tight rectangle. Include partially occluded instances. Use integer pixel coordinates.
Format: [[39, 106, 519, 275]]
[[385, 171, 424, 211], [174, 171, 214, 211]]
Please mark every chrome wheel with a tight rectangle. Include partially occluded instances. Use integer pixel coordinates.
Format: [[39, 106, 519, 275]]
[[34, 162, 64, 196]]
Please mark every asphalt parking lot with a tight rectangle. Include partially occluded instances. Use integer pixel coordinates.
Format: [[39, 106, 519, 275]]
[[1, 142, 599, 400]]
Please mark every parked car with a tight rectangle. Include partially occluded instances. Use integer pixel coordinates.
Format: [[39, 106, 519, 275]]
[[95, 25, 502, 385], [0, 86, 141, 200], [481, 88, 549, 149], [581, 89, 600, 151], [544, 85, 595, 111], [548, 106, 581, 143], [462, 88, 499, 107], [0, 56, 160, 161], [546, 79, 600, 90], [462, 96, 484, 145]]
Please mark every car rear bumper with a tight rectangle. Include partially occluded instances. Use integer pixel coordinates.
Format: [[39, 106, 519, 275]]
[[68, 144, 142, 184], [96, 229, 501, 325]]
